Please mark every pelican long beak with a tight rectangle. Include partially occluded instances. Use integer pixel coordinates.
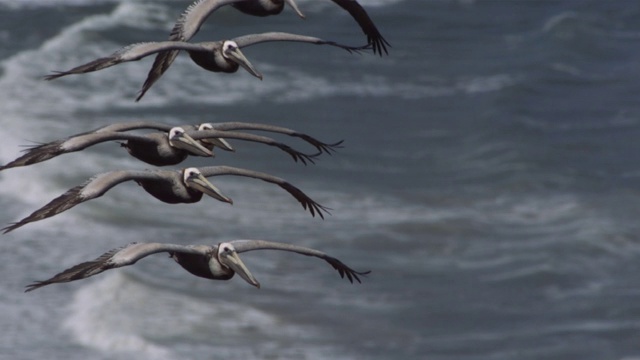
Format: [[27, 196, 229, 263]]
[[170, 132, 214, 157], [285, 0, 305, 19], [226, 46, 263, 80], [202, 137, 235, 152], [186, 173, 233, 204], [222, 251, 260, 288]]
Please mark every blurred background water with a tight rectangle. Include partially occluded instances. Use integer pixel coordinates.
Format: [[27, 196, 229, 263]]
[[2, 0, 640, 359]]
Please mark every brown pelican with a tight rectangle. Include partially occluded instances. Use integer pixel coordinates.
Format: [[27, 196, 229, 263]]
[[24, 240, 370, 292], [44, 32, 368, 88], [2, 166, 328, 233], [194, 123, 234, 152], [0, 124, 330, 170], [44, 120, 341, 154], [194, 121, 343, 156], [137, 0, 389, 100], [1, 127, 213, 169]]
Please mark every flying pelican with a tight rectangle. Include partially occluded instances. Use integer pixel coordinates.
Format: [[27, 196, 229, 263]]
[[36, 120, 342, 154], [24, 239, 370, 292], [0, 125, 328, 170], [194, 122, 343, 156], [1, 127, 212, 169], [44, 32, 368, 88], [2, 166, 328, 234], [136, 0, 389, 100]]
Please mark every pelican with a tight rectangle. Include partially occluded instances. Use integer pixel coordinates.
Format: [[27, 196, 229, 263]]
[[194, 123, 234, 152], [43, 120, 341, 154], [137, 0, 389, 100], [0, 124, 329, 170], [25, 240, 370, 292], [0, 127, 213, 170], [194, 122, 343, 156], [44, 32, 368, 88], [2, 166, 328, 234]]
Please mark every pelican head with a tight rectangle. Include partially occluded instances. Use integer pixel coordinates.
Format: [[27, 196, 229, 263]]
[[168, 127, 214, 157], [183, 167, 233, 204], [285, 0, 305, 19], [216, 242, 260, 288], [197, 123, 235, 152], [222, 41, 263, 80]]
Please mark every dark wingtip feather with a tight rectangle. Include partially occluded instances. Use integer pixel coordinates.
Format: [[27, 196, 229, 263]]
[[24, 281, 47, 293], [2, 220, 24, 234], [370, 36, 391, 57], [325, 256, 370, 284], [43, 72, 66, 81]]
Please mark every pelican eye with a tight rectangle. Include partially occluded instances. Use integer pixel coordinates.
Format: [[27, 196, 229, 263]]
[[223, 42, 239, 54], [187, 170, 200, 179]]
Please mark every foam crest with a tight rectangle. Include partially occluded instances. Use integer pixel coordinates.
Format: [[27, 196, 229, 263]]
[[64, 274, 174, 360], [63, 271, 314, 359], [0, 2, 168, 114]]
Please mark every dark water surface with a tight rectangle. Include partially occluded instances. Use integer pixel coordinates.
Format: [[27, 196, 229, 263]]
[[2, 1, 640, 359]]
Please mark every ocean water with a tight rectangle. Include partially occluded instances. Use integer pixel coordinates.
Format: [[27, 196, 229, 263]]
[[2, 0, 640, 359]]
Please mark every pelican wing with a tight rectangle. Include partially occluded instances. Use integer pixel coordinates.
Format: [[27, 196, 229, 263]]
[[45, 42, 211, 80], [230, 239, 370, 283], [2, 170, 168, 233], [331, 0, 390, 56], [196, 165, 330, 218], [171, 0, 243, 43], [136, 0, 243, 101], [232, 32, 370, 53], [203, 122, 343, 155], [25, 243, 208, 292], [0, 132, 157, 171], [95, 121, 176, 133], [188, 129, 320, 165]]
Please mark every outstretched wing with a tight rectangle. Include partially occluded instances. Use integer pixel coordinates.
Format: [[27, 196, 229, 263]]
[[2, 170, 166, 233], [25, 243, 207, 292], [196, 165, 330, 218], [188, 129, 321, 165], [45, 42, 210, 80], [0, 132, 154, 171], [232, 32, 371, 53], [94, 121, 177, 133], [331, 0, 390, 56], [230, 239, 370, 283], [201, 122, 343, 155]]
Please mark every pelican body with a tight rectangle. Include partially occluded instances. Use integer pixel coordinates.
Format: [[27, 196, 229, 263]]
[[121, 127, 213, 165], [1, 121, 338, 170], [25, 240, 370, 292], [231, 0, 301, 17], [3, 166, 328, 233], [0, 127, 212, 170], [44, 32, 368, 100]]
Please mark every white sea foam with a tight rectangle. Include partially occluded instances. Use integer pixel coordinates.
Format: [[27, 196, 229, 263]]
[[0, 2, 171, 108], [64, 273, 175, 359], [63, 271, 333, 359]]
